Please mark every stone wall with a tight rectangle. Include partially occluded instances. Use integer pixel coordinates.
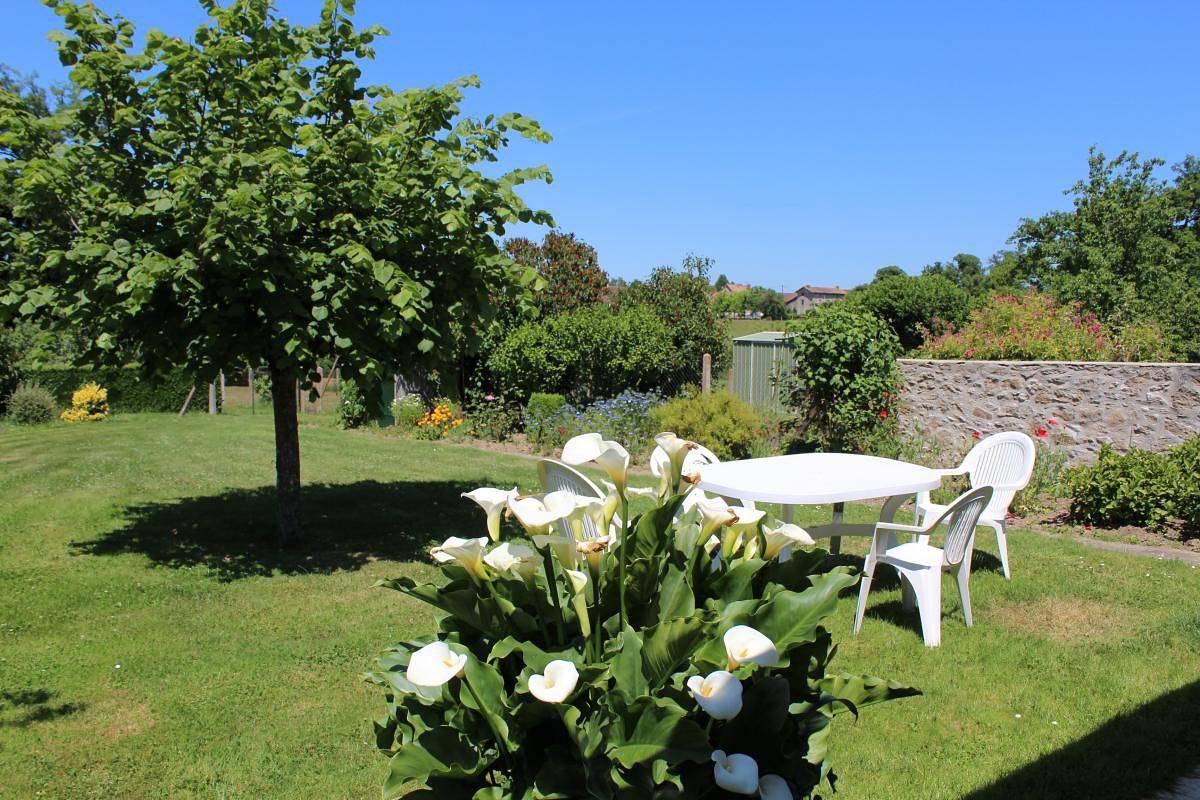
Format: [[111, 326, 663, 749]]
[[898, 359, 1200, 462]]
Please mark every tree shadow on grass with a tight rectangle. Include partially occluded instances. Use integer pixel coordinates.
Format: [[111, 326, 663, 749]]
[[73, 480, 485, 581], [0, 689, 84, 728], [960, 679, 1200, 800]]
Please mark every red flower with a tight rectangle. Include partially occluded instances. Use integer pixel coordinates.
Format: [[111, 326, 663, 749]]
[[1047, 418, 1058, 425], [1036, 428, 1048, 437], [879, 410, 888, 419], [972, 431, 981, 440]]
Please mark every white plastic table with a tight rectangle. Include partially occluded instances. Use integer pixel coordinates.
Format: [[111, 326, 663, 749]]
[[696, 453, 942, 553]]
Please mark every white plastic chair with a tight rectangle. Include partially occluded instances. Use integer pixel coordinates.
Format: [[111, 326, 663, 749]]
[[915, 432, 1035, 580], [537, 458, 610, 540], [854, 486, 993, 647]]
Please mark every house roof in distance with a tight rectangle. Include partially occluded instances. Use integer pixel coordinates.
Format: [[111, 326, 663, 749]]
[[795, 284, 848, 295]]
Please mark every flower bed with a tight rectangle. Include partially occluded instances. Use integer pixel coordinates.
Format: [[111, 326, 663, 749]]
[[368, 432, 916, 798]]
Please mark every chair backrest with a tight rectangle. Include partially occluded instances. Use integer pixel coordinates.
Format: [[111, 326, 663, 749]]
[[649, 442, 721, 479], [961, 432, 1036, 519], [537, 458, 606, 539], [930, 486, 994, 566]]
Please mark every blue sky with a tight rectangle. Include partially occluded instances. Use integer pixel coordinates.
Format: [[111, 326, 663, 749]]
[[4, 1, 1198, 289]]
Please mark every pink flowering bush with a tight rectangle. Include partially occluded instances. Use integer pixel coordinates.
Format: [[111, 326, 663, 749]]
[[917, 290, 1173, 361]]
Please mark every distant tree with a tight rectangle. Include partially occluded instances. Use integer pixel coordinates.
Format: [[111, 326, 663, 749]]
[[922, 253, 985, 295], [618, 253, 730, 371], [713, 273, 730, 290], [714, 286, 794, 319], [504, 231, 608, 317], [1012, 147, 1200, 358], [982, 250, 1026, 295], [846, 273, 971, 351], [0, 0, 553, 544], [873, 265, 906, 282]]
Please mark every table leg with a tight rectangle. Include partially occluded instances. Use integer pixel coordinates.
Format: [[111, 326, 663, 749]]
[[830, 502, 844, 555]]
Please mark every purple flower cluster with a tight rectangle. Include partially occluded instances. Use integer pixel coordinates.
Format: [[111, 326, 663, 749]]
[[548, 390, 661, 451]]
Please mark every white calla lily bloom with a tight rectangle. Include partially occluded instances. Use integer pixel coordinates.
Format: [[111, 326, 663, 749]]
[[722, 506, 766, 558], [430, 536, 489, 578], [461, 487, 517, 541], [577, 533, 614, 573], [723, 625, 780, 669], [696, 495, 738, 539], [762, 523, 815, 560], [532, 533, 579, 570], [561, 433, 631, 493], [406, 641, 467, 687], [483, 542, 539, 581], [711, 750, 759, 795], [685, 670, 743, 720], [528, 659, 579, 704], [654, 432, 698, 494], [758, 774, 793, 800], [509, 491, 576, 536]]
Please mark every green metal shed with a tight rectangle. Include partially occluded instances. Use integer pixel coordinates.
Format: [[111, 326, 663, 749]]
[[730, 331, 794, 411]]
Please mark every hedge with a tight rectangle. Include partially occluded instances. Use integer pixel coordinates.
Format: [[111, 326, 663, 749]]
[[24, 366, 208, 413]]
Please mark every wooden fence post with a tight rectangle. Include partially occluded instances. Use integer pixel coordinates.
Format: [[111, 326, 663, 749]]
[[208, 382, 218, 414], [248, 365, 255, 415], [702, 353, 712, 394]]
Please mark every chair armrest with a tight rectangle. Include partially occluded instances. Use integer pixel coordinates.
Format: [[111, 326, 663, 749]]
[[932, 467, 968, 478], [876, 520, 933, 535]]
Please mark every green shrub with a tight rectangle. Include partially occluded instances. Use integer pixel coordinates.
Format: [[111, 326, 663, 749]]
[[391, 395, 424, 429], [524, 392, 567, 445], [781, 303, 903, 453], [487, 305, 675, 402], [846, 273, 971, 351], [463, 389, 522, 441], [25, 365, 204, 412], [650, 390, 767, 460], [1170, 435, 1200, 529], [335, 379, 371, 429], [6, 383, 56, 425], [1067, 444, 1179, 528]]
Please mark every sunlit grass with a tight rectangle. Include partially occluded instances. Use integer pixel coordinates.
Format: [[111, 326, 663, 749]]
[[0, 413, 1196, 798]]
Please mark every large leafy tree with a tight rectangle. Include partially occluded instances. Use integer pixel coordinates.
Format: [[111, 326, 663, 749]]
[[1012, 147, 1200, 358], [0, 0, 552, 544], [846, 273, 971, 351]]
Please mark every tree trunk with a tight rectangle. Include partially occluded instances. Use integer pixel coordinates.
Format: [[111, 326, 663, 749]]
[[270, 366, 303, 546]]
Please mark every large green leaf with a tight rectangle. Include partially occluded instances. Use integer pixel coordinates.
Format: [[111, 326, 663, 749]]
[[751, 570, 857, 658], [607, 697, 711, 769], [383, 727, 488, 799], [813, 673, 921, 717], [640, 615, 708, 689], [610, 627, 648, 698]]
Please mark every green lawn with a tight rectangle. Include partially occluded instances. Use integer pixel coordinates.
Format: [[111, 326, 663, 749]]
[[727, 318, 791, 340], [1, 414, 1197, 799]]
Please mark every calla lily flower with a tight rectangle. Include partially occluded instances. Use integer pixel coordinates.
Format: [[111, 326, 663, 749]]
[[696, 495, 738, 539], [761, 523, 814, 560], [724, 625, 779, 670], [722, 506, 766, 559], [686, 670, 743, 720], [655, 432, 698, 495], [406, 641, 467, 688], [430, 536, 490, 578], [461, 487, 517, 541], [532, 533, 579, 570], [577, 533, 614, 574], [758, 774, 793, 800], [563, 568, 592, 638], [509, 491, 576, 536], [483, 542, 539, 581], [528, 659, 579, 703], [712, 750, 759, 795], [561, 433, 631, 494]]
